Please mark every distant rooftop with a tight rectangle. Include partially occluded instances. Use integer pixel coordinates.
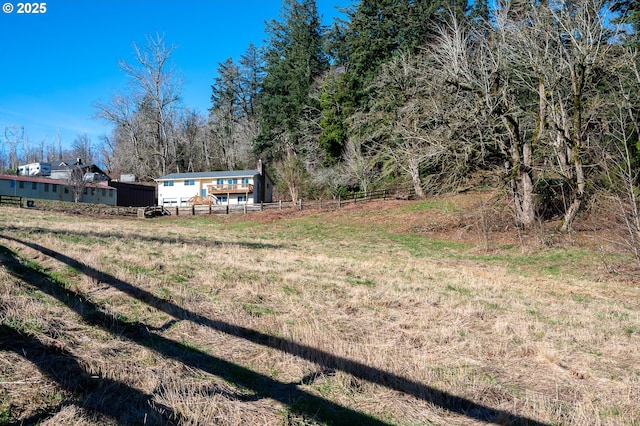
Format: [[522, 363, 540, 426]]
[[0, 174, 111, 188], [156, 170, 260, 181]]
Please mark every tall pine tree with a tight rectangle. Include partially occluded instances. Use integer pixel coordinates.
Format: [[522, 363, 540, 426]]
[[339, 0, 449, 108], [317, 0, 450, 163], [255, 0, 328, 161]]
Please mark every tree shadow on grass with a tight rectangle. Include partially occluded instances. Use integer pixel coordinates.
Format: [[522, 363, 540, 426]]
[[0, 235, 551, 425], [2, 225, 283, 250], [0, 242, 389, 425], [0, 323, 178, 425]]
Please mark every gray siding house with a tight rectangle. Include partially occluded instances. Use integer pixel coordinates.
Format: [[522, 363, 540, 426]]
[[0, 174, 116, 205]]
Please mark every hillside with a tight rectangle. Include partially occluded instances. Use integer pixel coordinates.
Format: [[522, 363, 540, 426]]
[[0, 192, 638, 425]]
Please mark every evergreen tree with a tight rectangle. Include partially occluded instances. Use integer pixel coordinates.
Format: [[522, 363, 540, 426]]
[[238, 43, 263, 118], [339, 0, 448, 106], [211, 58, 242, 120], [468, 0, 490, 23], [318, 71, 350, 163], [209, 50, 260, 170], [612, 0, 640, 46], [317, 0, 449, 163], [255, 0, 328, 161]]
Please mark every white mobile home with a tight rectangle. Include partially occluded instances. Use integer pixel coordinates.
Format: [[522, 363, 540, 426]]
[[17, 162, 51, 176]]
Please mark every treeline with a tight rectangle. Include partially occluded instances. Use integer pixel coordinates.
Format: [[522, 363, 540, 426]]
[[95, 0, 640, 233]]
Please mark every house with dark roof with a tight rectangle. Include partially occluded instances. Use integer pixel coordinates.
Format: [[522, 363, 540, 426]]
[[154, 161, 272, 207], [49, 159, 110, 182]]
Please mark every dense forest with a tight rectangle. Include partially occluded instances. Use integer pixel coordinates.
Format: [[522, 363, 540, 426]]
[[22, 0, 640, 234]]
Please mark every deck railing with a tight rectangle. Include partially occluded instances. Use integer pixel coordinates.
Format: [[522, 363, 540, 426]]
[[207, 183, 253, 194]]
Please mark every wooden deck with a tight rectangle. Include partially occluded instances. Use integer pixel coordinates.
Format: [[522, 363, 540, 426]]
[[207, 184, 253, 195]]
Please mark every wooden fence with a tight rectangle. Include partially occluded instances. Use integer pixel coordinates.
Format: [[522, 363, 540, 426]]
[[165, 187, 415, 218], [1, 186, 415, 217], [0, 195, 22, 207]]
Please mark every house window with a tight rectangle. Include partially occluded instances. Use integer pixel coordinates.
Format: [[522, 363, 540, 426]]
[[64, 187, 69, 194], [218, 196, 227, 204], [91, 188, 95, 196], [44, 183, 49, 192], [52, 184, 57, 193], [32, 182, 37, 190], [238, 195, 247, 204], [19, 181, 24, 189], [217, 178, 224, 185], [101, 188, 106, 196], [184, 179, 195, 186], [227, 179, 233, 185], [242, 177, 249, 184], [163, 181, 174, 187], [10, 180, 15, 188]]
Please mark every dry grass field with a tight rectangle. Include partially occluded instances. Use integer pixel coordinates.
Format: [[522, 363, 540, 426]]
[[0, 191, 638, 425]]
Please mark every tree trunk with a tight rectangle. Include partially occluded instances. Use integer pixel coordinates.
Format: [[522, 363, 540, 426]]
[[560, 197, 581, 232], [519, 169, 536, 227], [503, 116, 536, 228], [409, 157, 426, 199], [507, 164, 536, 229], [560, 151, 585, 231], [560, 63, 587, 232]]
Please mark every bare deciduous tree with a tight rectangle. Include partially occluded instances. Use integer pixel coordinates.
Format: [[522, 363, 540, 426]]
[[277, 153, 307, 202], [68, 165, 88, 203], [95, 33, 181, 180], [342, 136, 375, 194], [429, 0, 615, 229], [543, 0, 612, 231], [71, 133, 93, 164], [598, 50, 640, 261], [429, 16, 539, 225], [175, 110, 207, 173]]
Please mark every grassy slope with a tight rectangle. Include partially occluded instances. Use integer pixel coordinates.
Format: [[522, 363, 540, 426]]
[[0, 192, 638, 425]]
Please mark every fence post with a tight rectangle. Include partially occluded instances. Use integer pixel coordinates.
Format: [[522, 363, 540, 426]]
[[354, 193, 357, 204], [192, 205, 195, 216], [209, 203, 212, 215], [261, 202, 264, 211], [226, 205, 229, 215], [175, 206, 179, 216], [279, 200, 282, 210], [299, 199, 302, 210], [383, 190, 387, 200], [243, 204, 247, 214], [338, 195, 341, 209]]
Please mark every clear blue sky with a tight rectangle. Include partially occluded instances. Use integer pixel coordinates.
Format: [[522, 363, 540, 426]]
[[0, 0, 351, 157]]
